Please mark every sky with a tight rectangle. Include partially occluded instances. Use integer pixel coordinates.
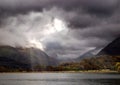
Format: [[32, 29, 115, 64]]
[[0, 0, 120, 59]]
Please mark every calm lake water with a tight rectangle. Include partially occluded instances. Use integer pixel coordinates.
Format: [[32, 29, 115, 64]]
[[0, 73, 120, 85]]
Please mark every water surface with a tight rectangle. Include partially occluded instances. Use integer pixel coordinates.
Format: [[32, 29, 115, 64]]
[[0, 73, 120, 85]]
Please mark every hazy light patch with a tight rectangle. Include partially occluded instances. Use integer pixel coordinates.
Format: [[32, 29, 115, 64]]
[[27, 38, 44, 51], [43, 18, 68, 36], [54, 18, 66, 32]]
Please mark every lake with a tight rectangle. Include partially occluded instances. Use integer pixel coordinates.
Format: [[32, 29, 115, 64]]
[[0, 73, 120, 85]]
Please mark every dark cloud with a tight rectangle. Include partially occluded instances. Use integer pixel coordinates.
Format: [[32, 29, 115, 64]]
[[44, 41, 63, 51], [83, 0, 118, 16], [67, 13, 100, 29], [0, 0, 118, 14]]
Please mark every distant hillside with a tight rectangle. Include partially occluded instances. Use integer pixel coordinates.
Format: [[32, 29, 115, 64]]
[[76, 50, 95, 61], [0, 46, 57, 72]]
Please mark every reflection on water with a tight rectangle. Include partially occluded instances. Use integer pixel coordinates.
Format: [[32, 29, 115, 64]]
[[0, 73, 120, 85], [85, 79, 120, 85]]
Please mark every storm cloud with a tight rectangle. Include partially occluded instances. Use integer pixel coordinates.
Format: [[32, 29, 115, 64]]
[[0, 0, 120, 58]]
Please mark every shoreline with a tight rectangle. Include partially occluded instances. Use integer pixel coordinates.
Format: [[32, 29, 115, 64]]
[[0, 70, 119, 74]]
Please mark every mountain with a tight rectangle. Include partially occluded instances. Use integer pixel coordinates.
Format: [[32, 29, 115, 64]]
[[98, 37, 120, 56], [0, 46, 57, 71], [76, 50, 95, 61]]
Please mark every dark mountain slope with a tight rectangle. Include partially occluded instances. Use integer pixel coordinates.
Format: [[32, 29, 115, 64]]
[[98, 37, 120, 55]]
